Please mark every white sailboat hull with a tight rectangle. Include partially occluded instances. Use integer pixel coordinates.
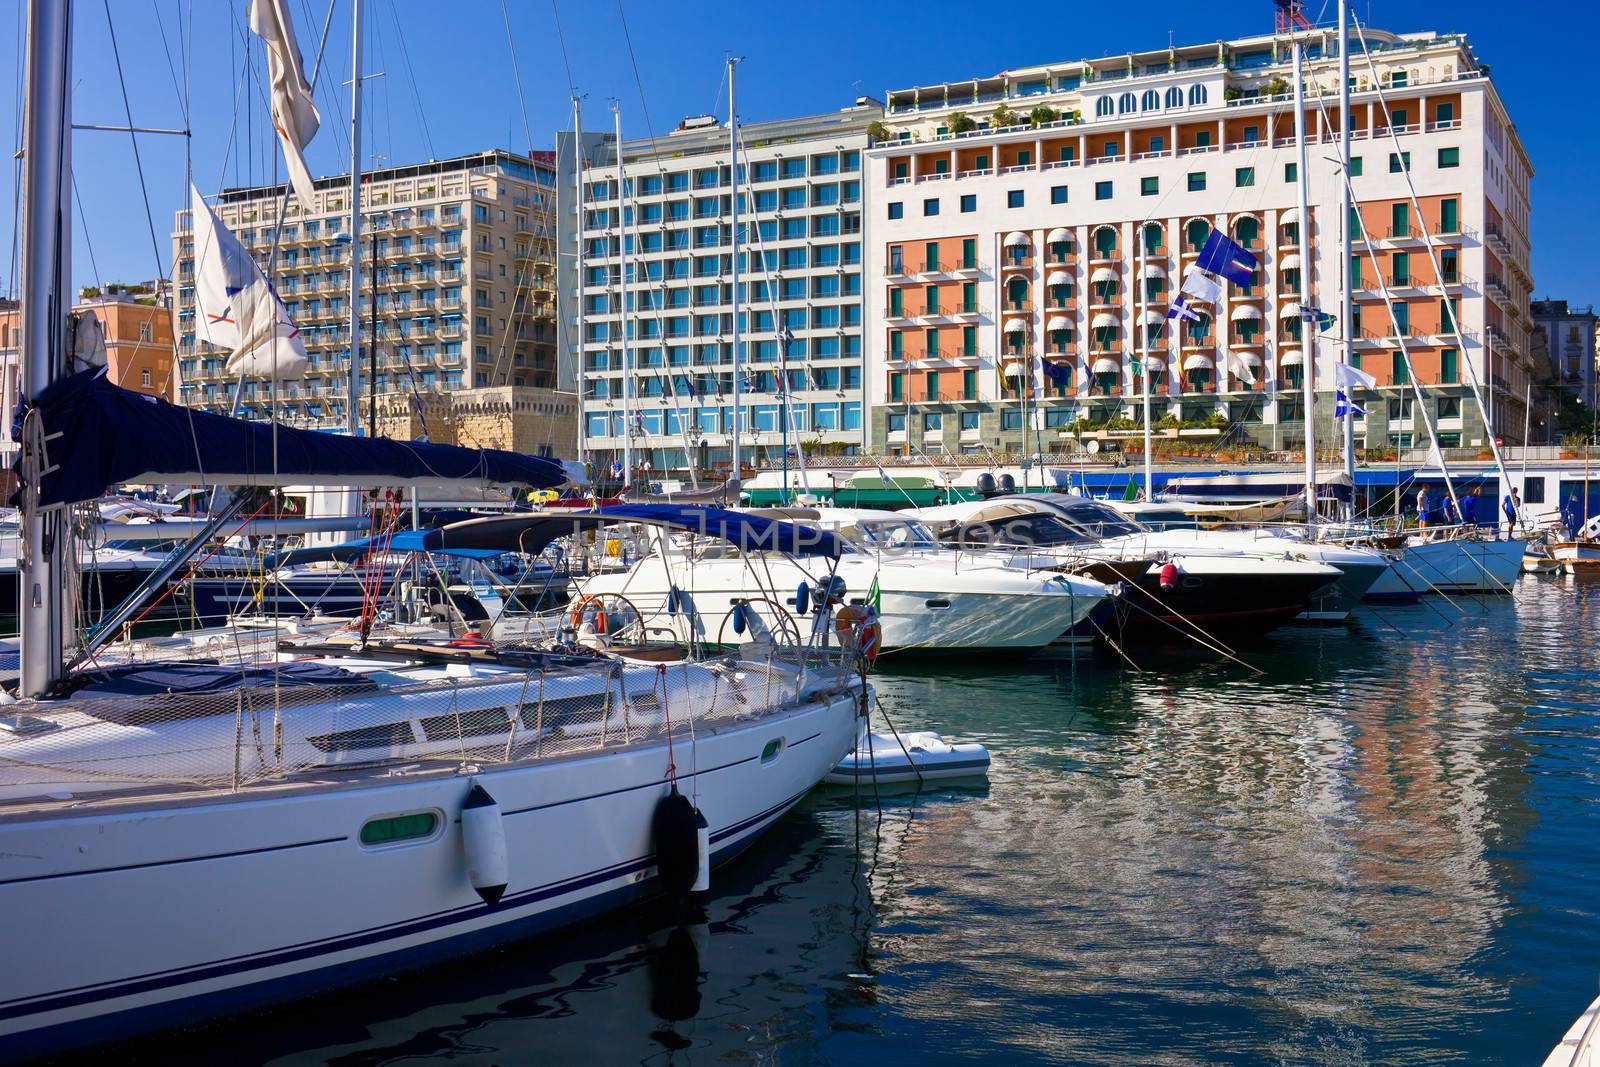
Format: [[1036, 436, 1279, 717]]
[[1366, 537, 1525, 596], [0, 687, 858, 1058]]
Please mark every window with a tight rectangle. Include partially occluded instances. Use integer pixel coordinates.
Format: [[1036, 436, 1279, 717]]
[[1435, 101, 1455, 124], [888, 201, 903, 220], [925, 241, 940, 271], [960, 410, 980, 430], [1096, 96, 1114, 119], [140, 368, 152, 387], [1349, 156, 1363, 177], [924, 371, 940, 400], [1440, 348, 1459, 383], [1141, 89, 1159, 111], [1235, 167, 1255, 188], [925, 327, 941, 356], [1390, 108, 1408, 128], [1392, 252, 1410, 285], [1188, 84, 1207, 106], [1437, 147, 1460, 169], [1440, 198, 1459, 234], [1388, 152, 1410, 173], [925, 285, 939, 314], [1051, 185, 1069, 205], [923, 412, 942, 432], [1140, 176, 1158, 197], [889, 375, 904, 403], [1524, 477, 1546, 505], [1391, 202, 1409, 238], [1392, 302, 1409, 333], [1095, 181, 1112, 201], [962, 238, 977, 269], [1118, 92, 1136, 114], [960, 194, 977, 213], [890, 332, 903, 359], [962, 325, 978, 356], [1195, 130, 1212, 147], [1165, 86, 1183, 108], [1350, 255, 1361, 289], [1393, 352, 1409, 385], [1243, 125, 1260, 144], [1284, 162, 1297, 183], [1187, 171, 1206, 192], [1002, 408, 1023, 429], [1007, 190, 1025, 209]]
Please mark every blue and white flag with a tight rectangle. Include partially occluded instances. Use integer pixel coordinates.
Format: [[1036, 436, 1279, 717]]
[[1167, 294, 1201, 322], [1196, 230, 1259, 287], [1334, 389, 1367, 418], [1299, 305, 1337, 333]]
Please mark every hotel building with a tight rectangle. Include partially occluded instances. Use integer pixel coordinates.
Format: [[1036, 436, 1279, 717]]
[[562, 101, 880, 479], [172, 149, 577, 455], [866, 25, 1535, 455], [1529, 298, 1598, 409]]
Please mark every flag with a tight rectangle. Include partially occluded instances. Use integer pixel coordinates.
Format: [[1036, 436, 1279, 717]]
[[1041, 357, 1072, 387], [779, 326, 794, 348], [1179, 265, 1223, 305], [1196, 230, 1258, 287], [1122, 479, 1139, 502], [1167, 294, 1200, 322], [867, 574, 881, 613], [1334, 361, 1377, 391], [1334, 389, 1368, 418], [190, 184, 309, 379], [249, 0, 321, 211], [1300, 305, 1336, 332], [1225, 350, 1257, 386]]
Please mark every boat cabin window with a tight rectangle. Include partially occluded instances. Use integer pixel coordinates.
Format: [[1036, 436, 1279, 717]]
[[950, 514, 1096, 549], [846, 519, 940, 550], [1054, 502, 1146, 538]]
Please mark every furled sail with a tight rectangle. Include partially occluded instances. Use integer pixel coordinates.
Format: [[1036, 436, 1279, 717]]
[[191, 184, 309, 380]]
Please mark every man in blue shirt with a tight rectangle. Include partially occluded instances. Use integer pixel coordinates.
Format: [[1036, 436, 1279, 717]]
[[1503, 488, 1520, 534], [1460, 487, 1479, 527]]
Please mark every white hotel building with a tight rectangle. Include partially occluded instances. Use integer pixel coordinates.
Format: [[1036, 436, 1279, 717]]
[[865, 25, 1534, 456]]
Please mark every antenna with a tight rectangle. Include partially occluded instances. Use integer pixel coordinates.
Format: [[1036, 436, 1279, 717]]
[[1273, 0, 1312, 32]]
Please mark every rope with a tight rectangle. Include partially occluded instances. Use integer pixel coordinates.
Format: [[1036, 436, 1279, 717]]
[[657, 662, 677, 783]]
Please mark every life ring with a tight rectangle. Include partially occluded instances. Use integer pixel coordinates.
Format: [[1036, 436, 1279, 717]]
[[834, 603, 881, 662], [568, 595, 610, 635], [447, 628, 495, 650]]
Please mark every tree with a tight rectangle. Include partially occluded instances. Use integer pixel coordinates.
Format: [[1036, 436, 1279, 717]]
[[990, 103, 1018, 129], [1027, 104, 1060, 127], [1263, 76, 1290, 99], [865, 119, 890, 143], [947, 111, 977, 135]]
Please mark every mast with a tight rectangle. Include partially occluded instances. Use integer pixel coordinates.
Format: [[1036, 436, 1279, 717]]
[[1138, 225, 1153, 500], [17, 0, 73, 698], [728, 56, 743, 489], [613, 103, 632, 487], [1338, 0, 1355, 505], [1292, 38, 1317, 524], [344, 0, 364, 434], [573, 96, 587, 467]]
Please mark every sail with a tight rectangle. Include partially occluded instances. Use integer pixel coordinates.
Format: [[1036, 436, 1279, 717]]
[[191, 184, 309, 379], [249, 0, 321, 211], [14, 369, 582, 507]]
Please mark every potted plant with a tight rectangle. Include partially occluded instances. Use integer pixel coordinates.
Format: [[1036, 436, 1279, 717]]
[[1027, 104, 1060, 128], [866, 120, 890, 143], [1263, 75, 1290, 99], [990, 103, 1019, 129], [948, 112, 977, 135]]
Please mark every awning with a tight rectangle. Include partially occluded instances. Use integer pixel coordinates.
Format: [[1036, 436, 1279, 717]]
[[1279, 207, 1300, 226], [1279, 348, 1304, 366], [429, 504, 844, 559], [1004, 317, 1029, 333], [1092, 357, 1121, 375], [1047, 315, 1073, 332], [1142, 263, 1165, 279], [1182, 354, 1215, 371], [1000, 359, 1026, 378], [1091, 312, 1120, 330], [17, 369, 579, 508], [1279, 302, 1303, 318], [1142, 309, 1165, 325], [1047, 269, 1073, 286], [1230, 304, 1263, 321], [1278, 253, 1301, 272], [1090, 266, 1119, 285], [1004, 231, 1032, 247], [1045, 227, 1072, 244]]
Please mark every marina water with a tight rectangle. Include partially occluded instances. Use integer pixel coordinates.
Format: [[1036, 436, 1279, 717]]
[[99, 579, 1600, 1066]]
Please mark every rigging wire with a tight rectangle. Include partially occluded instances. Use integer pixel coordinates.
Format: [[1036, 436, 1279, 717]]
[[499, 0, 535, 157], [150, 0, 189, 127], [70, 174, 106, 296], [549, 0, 577, 93], [102, 0, 172, 284], [385, 0, 434, 160]]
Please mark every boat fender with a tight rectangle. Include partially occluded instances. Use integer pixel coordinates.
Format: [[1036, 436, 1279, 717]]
[[691, 808, 711, 893], [1158, 562, 1180, 592], [653, 788, 704, 896], [461, 781, 509, 906], [731, 602, 747, 634], [794, 581, 811, 616]]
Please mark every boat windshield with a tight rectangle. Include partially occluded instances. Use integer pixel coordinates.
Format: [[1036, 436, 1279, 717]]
[[1053, 502, 1147, 539], [846, 519, 941, 551], [951, 514, 1096, 549]]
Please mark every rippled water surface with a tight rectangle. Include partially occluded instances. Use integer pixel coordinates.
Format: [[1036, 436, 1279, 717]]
[[117, 579, 1600, 1066]]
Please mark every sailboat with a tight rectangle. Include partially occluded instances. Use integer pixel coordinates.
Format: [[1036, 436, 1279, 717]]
[[0, 5, 862, 1058]]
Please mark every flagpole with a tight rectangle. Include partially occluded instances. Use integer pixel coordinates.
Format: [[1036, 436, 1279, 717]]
[[1337, 0, 1355, 510], [1292, 37, 1317, 525], [573, 95, 587, 469], [728, 55, 743, 493], [613, 103, 632, 488], [1139, 225, 1153, 501], [345, 0, 363, 435]]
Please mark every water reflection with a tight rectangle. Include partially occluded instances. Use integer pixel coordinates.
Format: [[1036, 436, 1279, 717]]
[[92, 582, 1600, 1067]]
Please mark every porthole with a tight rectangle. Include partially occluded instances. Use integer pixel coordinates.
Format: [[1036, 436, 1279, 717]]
[[360, 810, 442, 848], [761, 738, 785, 764]]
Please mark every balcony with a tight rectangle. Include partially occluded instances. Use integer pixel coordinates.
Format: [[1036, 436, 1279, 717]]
[[1485, 230, 1511, 257]]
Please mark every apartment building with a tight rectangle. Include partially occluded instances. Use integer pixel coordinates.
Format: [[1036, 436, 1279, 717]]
[[867, 25, 1535, 456], [1530, 299, 1598, 408], [172, 149, 577, 455], [77, 287, 173, 397], [561, 101, 880, 479]]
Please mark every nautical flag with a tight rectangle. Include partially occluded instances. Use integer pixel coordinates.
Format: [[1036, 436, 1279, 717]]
[[1167, 294, 1201, 323], [1196, 230, 1258, 287], [1300, 305, 1337, 332], [780, 326, 794, 348], [190, 184, 309, 379], [1334, 361, 1377, 391], [1334, 389, 1368, 418], [867, 574, 881, 613], [1179, 265, 1223, 305], [1225, 350, 1258, 386], [249, 0, 321, 212], [1041, 357, 1072, 387]]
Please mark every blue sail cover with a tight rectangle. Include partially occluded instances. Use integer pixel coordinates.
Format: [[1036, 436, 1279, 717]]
[[16, 370, 576, 507], [261, 528, 510, 568], [427, 503, 844, 559]]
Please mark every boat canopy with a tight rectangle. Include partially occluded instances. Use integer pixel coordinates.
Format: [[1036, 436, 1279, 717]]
[[427, 503, 844, 558], [263, 528, 509, 568], [16, 369, 581, 507]]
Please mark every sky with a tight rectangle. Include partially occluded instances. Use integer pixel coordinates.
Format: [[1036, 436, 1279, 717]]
[[0, 0, 1593, 304]]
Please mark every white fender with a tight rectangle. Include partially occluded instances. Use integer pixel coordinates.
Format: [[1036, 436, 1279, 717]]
[[461, 780, 509, 905], [691, 808, 711, 893]]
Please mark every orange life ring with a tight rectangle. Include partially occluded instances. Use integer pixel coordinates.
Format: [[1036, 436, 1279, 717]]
[[834, 604, 881, 662], [568, 595, 609, 634]]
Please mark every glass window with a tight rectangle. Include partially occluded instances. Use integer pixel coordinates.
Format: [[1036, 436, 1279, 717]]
[[1051, 185, 1069, 205], [1440, 198, 1459, 234], [1284, 162, 1297, 183], [923, 198, 940, 216], [1007, 190, 1025, 209], [1437, 147, 1460, 168], [1389, 151, 1410, 173], [1349, 156, 1363, 177], [1440, 348, 1459, 383], [888, 202, 903, 220], [1187, 171, 1206, 191], [960, 194, 977, 213], [960, 410, 980, 430], [1140, 176, 1158, 196], [1095, 181, 1112, 201], [1235, 167, 1255, 187]]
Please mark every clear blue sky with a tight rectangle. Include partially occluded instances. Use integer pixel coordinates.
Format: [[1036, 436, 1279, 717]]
[[1, 0, 1591, 305]]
